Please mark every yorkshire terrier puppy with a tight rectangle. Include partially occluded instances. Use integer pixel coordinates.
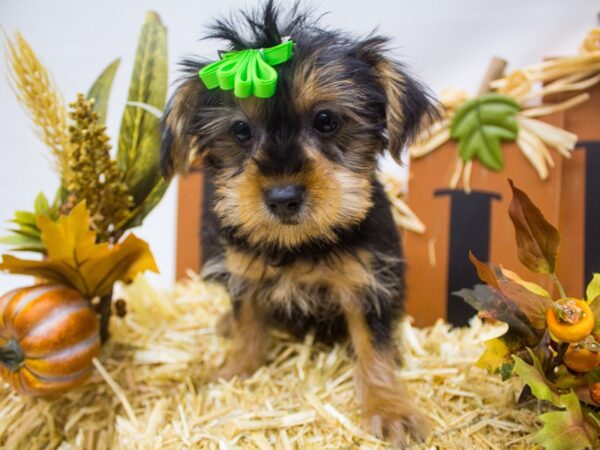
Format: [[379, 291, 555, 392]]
[[161, 1, 436, 445]]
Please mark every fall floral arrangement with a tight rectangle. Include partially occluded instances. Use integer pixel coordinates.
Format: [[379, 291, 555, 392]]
[[0, 12, 168, 396], [456, 180, 600, 449]]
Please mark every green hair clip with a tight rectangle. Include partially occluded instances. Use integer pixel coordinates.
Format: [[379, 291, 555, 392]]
[[198, 39, 295, 99]]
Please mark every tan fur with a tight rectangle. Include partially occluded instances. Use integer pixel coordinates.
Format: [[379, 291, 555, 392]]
[[218, 293, 269, 379], [344, 304, 430, 445], [293, 55, 356, 114], [165, 79, 204, 173], [370, 58, 407, 163], [213, 145, 372, 249], [225, 248, 389, 316], [223, 248, 403, 323]]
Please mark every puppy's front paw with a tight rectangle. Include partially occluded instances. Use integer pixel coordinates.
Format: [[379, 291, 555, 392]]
[[361, 389, 430, 447], [217, 353, 263, 380]]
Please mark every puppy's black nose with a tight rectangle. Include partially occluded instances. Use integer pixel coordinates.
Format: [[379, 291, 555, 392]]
[[264, 185, 305, 220]]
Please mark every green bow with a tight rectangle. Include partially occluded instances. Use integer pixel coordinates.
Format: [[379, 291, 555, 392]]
[[198, 40, 294, 99]]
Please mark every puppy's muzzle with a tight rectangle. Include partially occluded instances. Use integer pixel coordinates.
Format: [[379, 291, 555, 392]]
[[264, 184, 305, 222]]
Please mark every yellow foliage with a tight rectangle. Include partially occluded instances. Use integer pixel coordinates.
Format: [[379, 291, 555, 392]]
[[501, 267, 551, 298], [0, 203, 158, 298]]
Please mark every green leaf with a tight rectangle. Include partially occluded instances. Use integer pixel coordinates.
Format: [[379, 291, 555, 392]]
[[450, 93, 520, 171], [13, 211, 38, 227], [514, 353, 597, 449], [0, 233, 45, 252], [125, 101, 162, 118], [534, 391, 595, 450], [33, 192, 49, 216], [87, 58, 120, 124], [588, 294, 600, 334], [1, 192, 63, 253], [52, 186, 65, 213], [508, 180, 560, 274], [119, 176, 169, 231], [583, 406, 600, 433], [587, 274, 600, 303], [8, 222, 40, 239], [117, 11, 168, 212], [513, 352, 563, 406]]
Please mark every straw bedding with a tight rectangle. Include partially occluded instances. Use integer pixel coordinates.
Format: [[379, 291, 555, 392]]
[[0, 275, 540, 449]]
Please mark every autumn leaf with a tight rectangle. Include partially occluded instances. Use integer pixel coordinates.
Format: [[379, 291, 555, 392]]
[[454, 284, 538, 345], [501, 267, 551, 298], [450, 93, 519, 171], [508, 180, 560, 274], [39, 201, 98, 264], [468, 252, 552, 329], [477, 329, 527, 380], [0, 202, 158, 297], [468, 251, 500, 289], [497, 280, 553, 330]]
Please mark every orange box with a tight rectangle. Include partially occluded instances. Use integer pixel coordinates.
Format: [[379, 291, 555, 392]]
[[404, 114, 565, 326]]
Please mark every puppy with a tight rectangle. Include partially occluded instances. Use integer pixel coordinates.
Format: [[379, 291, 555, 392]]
[[161, 1, 436, 445]]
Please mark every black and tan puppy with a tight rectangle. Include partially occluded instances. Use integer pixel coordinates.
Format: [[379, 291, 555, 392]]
[[161, 2, 436, 445]]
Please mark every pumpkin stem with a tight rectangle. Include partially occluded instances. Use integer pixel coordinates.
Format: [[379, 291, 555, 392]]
[[0, 340, 25, 372]]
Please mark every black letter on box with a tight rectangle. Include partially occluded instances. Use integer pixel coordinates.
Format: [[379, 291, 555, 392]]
[[435, 189, 501, 326], [579, 141, 600, 291]]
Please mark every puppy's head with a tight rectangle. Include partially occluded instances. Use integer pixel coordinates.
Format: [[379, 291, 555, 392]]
[[162, 1, 436, 250]]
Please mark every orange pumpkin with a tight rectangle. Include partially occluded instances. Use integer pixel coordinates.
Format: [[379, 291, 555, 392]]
[[0, 284, 100, 396]]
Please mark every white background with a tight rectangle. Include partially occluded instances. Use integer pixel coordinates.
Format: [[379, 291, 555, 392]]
[[0, 0, 598, 293]]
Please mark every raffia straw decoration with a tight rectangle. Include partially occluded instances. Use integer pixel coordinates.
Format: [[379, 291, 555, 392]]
[[409, 28, 600, 190], [4, 32, 71, 179], [378, 171, 426, 234], [0, 275, 540, 449]]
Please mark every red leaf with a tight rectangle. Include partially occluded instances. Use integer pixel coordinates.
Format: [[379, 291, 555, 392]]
[[469, 251, 500, 289]]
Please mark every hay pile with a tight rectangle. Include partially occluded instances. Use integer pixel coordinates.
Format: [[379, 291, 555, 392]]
[[0, 275, 539, 449]]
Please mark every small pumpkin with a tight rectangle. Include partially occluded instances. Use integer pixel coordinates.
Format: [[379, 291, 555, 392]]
[[0, 284, 100, 396]]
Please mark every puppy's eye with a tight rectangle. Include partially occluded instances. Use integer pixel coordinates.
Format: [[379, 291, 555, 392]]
[[313, 110, 339, 135], [230, 120, 252, 143]]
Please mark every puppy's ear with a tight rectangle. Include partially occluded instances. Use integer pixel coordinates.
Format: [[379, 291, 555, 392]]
[[357, 38, 437, 164], [161, 75, 205, 177]]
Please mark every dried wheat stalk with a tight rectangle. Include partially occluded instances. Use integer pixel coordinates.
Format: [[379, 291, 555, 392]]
[[5, 32, 71, 180]]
